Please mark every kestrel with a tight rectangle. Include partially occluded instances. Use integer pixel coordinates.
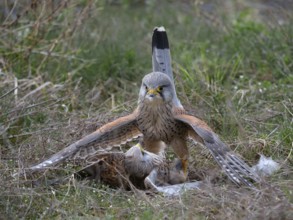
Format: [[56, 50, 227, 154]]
[[78, 143, 185, 189], [78, 143, 164, 188], [24, 27, 260, 187]]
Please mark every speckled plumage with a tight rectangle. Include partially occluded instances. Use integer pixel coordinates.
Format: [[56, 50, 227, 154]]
[[77, 145, 181, 189], [20, 27, 260, 187]]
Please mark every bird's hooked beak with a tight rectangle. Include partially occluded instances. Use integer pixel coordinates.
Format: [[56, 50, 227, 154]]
[[147, 88, 159, 97], [145, 86, 163, 102]]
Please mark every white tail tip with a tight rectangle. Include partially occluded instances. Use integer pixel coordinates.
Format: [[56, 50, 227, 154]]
[[157, 26, 166, 32]]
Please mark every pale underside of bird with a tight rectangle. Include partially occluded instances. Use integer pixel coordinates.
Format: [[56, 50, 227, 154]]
[[19, 26, 260, 187]]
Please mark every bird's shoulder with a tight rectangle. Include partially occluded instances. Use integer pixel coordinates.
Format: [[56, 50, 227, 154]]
[[172, 107, 213, 132]]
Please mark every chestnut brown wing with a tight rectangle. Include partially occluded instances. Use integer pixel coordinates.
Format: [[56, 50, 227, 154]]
[[175, 114, 260, 187], [28, 113, 142, 172]]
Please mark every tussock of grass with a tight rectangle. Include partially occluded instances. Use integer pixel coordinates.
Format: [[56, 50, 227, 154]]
[[0, 0, 292, 219]]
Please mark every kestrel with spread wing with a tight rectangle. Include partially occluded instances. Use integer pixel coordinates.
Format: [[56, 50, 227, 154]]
[[23, 27, 260, 187]]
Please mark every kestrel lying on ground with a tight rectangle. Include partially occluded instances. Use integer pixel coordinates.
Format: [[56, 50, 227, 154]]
[[78, 143, 186, 189], [23, 27, 260, 187]]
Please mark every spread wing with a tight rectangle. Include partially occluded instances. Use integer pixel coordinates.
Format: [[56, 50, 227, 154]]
[[175, 114, 260, 187], [152, 26, 181, 107], [27, 112, 142, 172]]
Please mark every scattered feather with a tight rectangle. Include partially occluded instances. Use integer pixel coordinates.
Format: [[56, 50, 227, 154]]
[[252, 154, 280, 176]]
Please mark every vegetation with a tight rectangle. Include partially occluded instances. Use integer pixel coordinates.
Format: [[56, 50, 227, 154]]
[[0, 0, 292, 219]]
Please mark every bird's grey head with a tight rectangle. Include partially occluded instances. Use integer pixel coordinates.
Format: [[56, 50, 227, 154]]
[[139, 72, 174, 104]]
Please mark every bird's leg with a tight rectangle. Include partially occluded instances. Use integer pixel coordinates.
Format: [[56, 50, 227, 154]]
[[181, 159, 188, 178], [142, 140, 167, 156], [170, 138, 189, 180]]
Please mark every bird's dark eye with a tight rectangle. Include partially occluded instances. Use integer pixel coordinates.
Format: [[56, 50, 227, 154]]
[[143, 84, 148, 91], [157, 86, 163, 92]]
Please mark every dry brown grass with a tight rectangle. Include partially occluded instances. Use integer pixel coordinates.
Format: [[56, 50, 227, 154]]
[[1, 71, 292, 219], [1, 0, 292, 219]]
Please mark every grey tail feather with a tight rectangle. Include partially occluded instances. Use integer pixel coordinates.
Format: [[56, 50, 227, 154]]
[[152, 26, 174, 82], [152, 26, 182, 107], [152, 27, 170, 52]]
